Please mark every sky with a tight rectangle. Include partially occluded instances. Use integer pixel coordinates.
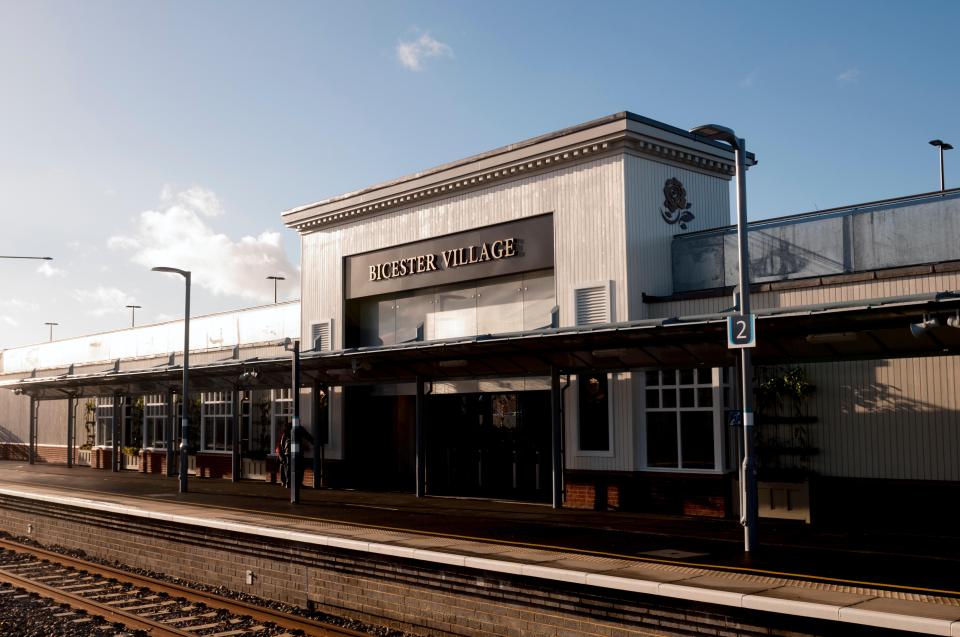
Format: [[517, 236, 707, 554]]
[[1, 1, 958, 348]]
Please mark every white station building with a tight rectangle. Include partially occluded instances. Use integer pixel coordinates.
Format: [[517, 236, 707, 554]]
[[3, 112, 959, 528]]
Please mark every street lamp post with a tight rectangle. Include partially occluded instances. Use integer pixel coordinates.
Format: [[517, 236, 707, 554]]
[[690, 123, 758, 553], [44, 322, 59, 342], [126, 304, 142, 328], [266, 276, 286, 304], [151, 266, 191, 493], [930, 139, 953, 192]]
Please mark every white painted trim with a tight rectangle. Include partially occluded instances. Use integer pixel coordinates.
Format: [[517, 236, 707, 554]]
[[574, 372, 615, 458]]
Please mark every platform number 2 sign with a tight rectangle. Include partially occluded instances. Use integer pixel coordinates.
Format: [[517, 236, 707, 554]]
[[727, 314, 756, 349]]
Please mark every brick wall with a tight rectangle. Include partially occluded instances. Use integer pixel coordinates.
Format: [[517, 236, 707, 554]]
[[0, 443, 70, 464], [0, 494, 901, 637]]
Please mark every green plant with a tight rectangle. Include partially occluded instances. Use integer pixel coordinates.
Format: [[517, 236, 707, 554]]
[[757, 366, 815, 417]]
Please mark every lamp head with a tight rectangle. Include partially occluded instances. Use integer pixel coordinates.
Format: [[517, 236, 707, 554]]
[[930, 139, 954, 150], [910, 315, 940, 338], [266, 275, 286, 281], [151, 266, 189, 278], [690, 123, 740, 148]]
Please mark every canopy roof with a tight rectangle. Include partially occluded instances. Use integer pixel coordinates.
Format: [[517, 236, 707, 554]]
[[5, 291, 959, 400]]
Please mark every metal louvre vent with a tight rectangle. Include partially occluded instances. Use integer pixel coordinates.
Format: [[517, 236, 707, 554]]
[[311, 321, 331, 351], [574, 284, 610, 326]]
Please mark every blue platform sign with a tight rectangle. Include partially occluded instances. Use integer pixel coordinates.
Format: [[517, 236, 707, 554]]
[[727, 314, 756, 349]]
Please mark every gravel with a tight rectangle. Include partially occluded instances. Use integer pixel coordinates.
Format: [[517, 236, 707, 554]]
[[1, 532, 421, 637], [0, 582, 147, 637]]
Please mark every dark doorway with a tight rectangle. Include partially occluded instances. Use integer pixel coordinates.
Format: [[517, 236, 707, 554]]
[[425, 391, 551, 502], [343, 386, 415, 491]]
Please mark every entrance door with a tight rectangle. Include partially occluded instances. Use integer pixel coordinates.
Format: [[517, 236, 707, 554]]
[[344, 387, 416, 491], [426, 391, 550, 502]]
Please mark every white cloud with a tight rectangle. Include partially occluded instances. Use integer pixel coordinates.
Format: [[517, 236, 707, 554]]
[[36, 261, 66, 277], [397, 32, 453, 71], [0, 315, 19, 327], [739, 70, 758, 88], [837, 68, 860, 83], [72, 287, 136, 317], [0, 299, 39, 311], [109, 186, 298, 303]]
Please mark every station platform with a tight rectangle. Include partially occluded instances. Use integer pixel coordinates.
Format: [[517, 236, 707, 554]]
[[1, 461, 959, 635]]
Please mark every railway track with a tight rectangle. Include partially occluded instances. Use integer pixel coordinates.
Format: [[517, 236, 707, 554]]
[[0, 537, 368, 637]]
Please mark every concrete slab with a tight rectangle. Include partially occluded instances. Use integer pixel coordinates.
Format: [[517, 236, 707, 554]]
[[743, 585, 875, 621], [840, 597, 960, 636]]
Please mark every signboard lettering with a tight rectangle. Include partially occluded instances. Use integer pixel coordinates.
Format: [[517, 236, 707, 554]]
[[345, 214, 553, 299]]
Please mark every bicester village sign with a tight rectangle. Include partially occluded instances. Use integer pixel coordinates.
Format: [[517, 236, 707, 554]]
[[368, 238, 517, 282], [345, 214, 554, 299]]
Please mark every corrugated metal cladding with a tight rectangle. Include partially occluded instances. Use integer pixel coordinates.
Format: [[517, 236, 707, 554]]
[[647, 270, 960, 319], [648, 271, 960, 482], [624, 154, 731, 317], [301, 155, 633, 467], [300, 152, 735, 472], [796, 356, 960, 481]]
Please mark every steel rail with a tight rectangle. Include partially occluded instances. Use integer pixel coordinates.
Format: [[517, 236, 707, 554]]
[[0, 566, 193, 637], [0, 537, 367, 637]]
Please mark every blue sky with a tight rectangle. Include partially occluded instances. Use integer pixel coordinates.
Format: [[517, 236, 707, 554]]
[[1, 1, 958, 347]]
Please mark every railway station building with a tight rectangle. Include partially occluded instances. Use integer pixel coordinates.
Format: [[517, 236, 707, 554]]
[[2, 112, 959, 530]]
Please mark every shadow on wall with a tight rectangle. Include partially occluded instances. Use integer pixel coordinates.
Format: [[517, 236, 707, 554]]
[[749, 230, 845, 280], [0, 426, 28, 461]]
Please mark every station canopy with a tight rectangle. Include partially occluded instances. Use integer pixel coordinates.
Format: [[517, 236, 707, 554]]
[[5, 291, 960, 400]]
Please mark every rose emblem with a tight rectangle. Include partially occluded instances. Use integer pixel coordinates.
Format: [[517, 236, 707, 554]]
[[660, 177, 695, 229]]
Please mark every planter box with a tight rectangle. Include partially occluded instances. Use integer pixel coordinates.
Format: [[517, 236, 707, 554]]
[[758, 480, 810, 523]]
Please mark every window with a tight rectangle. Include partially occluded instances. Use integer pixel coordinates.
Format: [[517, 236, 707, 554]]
[[644, 368, 727, 471], [201, 392, 233, 452], [347, 270, 555, 347], [143, 394, 167, 449], [578, 373, 611, 452], [271, 388, 293, 454], [95, 397, 113, 447]]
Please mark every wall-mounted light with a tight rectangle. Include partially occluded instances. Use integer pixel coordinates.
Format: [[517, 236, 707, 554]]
[[805, 332, 859, 344], [437, 359, 468, 368], [910, 315, 940, 338], [591, 348, 631, 358]]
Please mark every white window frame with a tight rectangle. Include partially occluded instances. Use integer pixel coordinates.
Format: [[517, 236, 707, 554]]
[[94, 397, 113, 448], [200, 391, 233, 454], [270, 388, 293, 456], [640, 367, 726, 474], [142, 394, 167, 450], [575, 371, 616, 458]]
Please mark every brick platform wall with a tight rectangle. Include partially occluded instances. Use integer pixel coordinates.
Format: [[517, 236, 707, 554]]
[[0, 494, 904, 637], [0, 443, 70, 464]]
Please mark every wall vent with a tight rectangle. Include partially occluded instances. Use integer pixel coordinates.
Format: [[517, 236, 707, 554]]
[[574, 283, 611, 326], [311, 320, 332, 351]]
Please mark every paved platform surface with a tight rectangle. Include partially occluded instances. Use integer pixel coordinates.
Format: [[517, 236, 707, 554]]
[[1, 461, 959, 635]]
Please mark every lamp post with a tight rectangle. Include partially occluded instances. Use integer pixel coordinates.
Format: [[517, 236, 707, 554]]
[[929, 139, 953, 192], [266, 275, 286, 304], [283, 338, 301, 504], [151, 266, 191, 493], [44, 322, 59, 342], [126, 304, 142, 328], [689, 123, 758, 553]]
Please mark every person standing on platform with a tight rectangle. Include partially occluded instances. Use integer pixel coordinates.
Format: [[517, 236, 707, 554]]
[[277, 424, 290, 488], [295, 426, 315, 487]]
